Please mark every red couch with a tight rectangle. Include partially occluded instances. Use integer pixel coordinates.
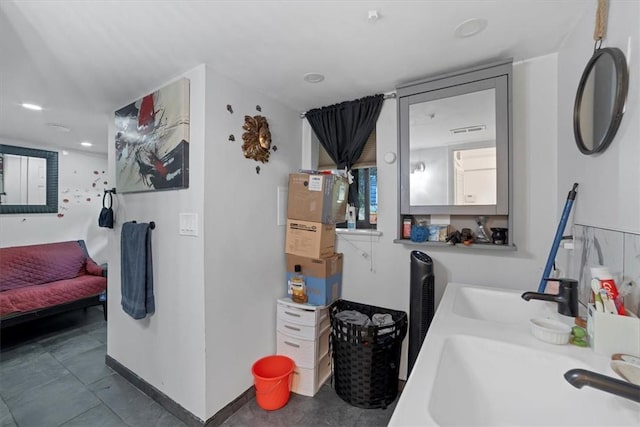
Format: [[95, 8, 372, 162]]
[[0, 240, 107, 327]]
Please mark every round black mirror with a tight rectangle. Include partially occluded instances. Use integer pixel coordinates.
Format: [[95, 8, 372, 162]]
[[573, 47, 628, 155]]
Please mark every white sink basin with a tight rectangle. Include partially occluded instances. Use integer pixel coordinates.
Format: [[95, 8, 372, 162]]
[[452, 285, 556, 323], [389, 283, 640, 427], [429, 335, 639, 426]]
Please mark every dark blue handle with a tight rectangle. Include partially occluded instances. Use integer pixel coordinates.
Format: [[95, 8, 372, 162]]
[[537, 191, 576, 292]]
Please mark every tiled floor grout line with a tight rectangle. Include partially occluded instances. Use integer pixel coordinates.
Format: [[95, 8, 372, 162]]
[[0, 313, 117, 427], [54, 400, 104, 427], [53, 340, 132, 427]]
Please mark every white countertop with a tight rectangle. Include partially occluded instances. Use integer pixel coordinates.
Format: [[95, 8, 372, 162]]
[[388, 282, 640, 426]]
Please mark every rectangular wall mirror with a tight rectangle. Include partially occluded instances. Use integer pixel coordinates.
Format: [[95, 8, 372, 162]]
[[398, 60, 512, 216], [0, 144, 58, 214]]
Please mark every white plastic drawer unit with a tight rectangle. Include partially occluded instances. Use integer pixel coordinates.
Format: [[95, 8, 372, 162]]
[[276, 298, 331, 397], [291, 351, 332, 397], [277, 326, 330, 369], [277, 319, 317, 340], [276, 298, 329, 340], [277, 299, 327, 326]]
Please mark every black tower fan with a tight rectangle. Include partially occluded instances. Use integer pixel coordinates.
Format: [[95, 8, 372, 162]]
[[408, 250, 434, 376]]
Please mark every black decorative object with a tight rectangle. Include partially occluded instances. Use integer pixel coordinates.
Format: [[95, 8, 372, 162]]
[[256, 165, 260, 174], [228, 134, 235, 142], [256, 105, 262, 112], [226, 104, 233, 114], [491, 227, 508, 245], [272, 145, 277, 151], [445, 230, 462, 245], [305, 94, 384, 204]]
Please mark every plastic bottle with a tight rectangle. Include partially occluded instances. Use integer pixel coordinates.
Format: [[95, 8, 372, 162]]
[[289, 264, 308, 304], [403, 217, 412, 239], [347, 206, 356, 230]]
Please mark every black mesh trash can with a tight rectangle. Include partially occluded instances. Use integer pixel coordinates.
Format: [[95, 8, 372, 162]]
[[329, 299, 408, 409]]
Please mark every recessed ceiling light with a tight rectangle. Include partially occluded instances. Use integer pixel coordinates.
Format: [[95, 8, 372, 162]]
[[21, 103, 43, 111], [62, 150, 69, 155], [45, 123, 71, 132], [454, 18, 488, 38], [368, 10, 379, 23], [303, 73, 325, 83], [80, 141, 93, 147]]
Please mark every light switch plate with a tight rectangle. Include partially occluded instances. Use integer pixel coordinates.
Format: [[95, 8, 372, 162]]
[[179, 213, 198, 236]]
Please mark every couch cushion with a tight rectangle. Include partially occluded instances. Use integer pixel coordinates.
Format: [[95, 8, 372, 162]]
[[0, 241, 87, 291], [0, 274, 106, 317]]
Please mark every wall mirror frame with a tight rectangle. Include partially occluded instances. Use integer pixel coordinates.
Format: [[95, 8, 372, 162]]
[[397, 59, 513, 216], [0, 144, 59, 214], [573, 47, 629, 155]]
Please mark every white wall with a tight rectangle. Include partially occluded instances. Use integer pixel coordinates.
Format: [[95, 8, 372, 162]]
[[557, 0, 639, 233], [107, 65, 207, 419], [106, 63, 302, 421], [305, 54, 559, 379], [0, 137, 108, 262], [203, 68, 301, 416]]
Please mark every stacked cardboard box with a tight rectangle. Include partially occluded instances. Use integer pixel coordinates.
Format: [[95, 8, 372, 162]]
[[284, 172, 348, 306]]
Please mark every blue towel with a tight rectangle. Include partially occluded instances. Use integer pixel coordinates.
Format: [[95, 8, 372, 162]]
[[121, 222, 155, 319]]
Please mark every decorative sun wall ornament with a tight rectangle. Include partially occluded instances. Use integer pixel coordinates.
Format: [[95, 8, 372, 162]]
[[241, 115, 272, 163]]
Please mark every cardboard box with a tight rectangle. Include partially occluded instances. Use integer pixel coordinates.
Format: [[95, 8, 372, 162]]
[[286, 253, 343, 278], [287, 173, 348, 224], [286, 253, 344, 306], [285, 219, 335, 259]]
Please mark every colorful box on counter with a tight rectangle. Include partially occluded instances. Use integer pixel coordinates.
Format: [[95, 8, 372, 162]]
[[287, 173, 348, 224], [285, 219, 335, 259], [286, 253, 343, 306], [427, 225, 450, 242]]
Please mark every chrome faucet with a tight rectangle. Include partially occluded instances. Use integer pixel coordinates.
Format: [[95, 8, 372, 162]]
[[564, 369, 640, 403], [521, 278, 578, 317]]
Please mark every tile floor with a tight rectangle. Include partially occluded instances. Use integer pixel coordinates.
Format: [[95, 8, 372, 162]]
[[1, 307, 397, 426]]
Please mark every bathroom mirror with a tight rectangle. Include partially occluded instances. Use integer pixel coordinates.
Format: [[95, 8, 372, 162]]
[[397, 60, 512, 215], [0, 144, 58, 214], [574, 47, 628, 155]]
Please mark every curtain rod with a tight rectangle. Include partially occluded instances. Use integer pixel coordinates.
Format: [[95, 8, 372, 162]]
[[299, 92, 396, 119]]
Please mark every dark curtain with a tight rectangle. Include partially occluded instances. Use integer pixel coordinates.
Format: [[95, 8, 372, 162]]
[[305, 94, 384, 205]]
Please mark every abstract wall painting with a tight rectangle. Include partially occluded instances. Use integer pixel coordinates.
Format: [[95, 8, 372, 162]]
[[115, 78, 190, 193]]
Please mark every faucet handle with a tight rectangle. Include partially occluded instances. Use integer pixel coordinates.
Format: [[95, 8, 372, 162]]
[[558, 279, 579, 317]]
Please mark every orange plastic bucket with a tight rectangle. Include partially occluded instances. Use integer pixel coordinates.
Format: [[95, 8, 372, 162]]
[[251, 355, 295, 410]]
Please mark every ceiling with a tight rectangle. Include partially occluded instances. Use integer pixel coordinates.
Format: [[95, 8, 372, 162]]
[[0, 0, 591, 154]]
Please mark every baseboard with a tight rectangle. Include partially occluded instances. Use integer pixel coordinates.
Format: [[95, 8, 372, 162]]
[[204, 386, 256, 426], [105, 355, 255, 426]]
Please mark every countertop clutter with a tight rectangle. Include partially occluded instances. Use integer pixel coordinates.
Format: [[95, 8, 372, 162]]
[[389, 282, 640, 426]]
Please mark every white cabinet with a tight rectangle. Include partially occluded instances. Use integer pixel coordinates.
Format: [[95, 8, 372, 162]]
[[276, 298, 331, 396]]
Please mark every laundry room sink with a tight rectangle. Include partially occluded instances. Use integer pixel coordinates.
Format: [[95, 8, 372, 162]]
[[452, 284, 556, 324]]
